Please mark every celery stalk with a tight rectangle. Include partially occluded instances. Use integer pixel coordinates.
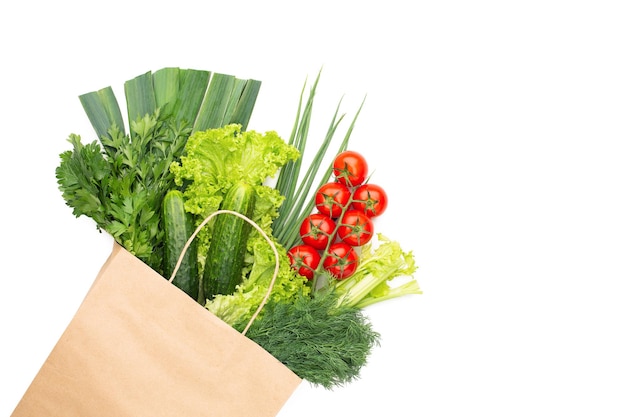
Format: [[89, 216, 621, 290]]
[[354, 280, 422, 309], [334, 235, 420, 308]]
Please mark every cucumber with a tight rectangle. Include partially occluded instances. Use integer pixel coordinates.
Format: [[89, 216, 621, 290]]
[[203, 182, 256, 299], [163, 189, 200, 301]]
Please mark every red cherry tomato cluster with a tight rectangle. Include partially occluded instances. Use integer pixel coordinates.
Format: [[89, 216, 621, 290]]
[[287, 150, 389, 281]]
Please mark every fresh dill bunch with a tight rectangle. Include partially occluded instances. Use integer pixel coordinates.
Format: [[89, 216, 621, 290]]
[[243, 290, 380, 389]]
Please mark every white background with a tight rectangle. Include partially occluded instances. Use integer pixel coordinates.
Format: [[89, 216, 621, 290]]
[[1, 1, 625, 415]]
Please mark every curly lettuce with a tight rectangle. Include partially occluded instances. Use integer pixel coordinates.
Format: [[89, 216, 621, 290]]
[[170, 123, 299, 225]]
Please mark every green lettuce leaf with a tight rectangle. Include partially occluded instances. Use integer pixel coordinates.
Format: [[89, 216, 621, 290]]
[[170, 123, 299, 219]]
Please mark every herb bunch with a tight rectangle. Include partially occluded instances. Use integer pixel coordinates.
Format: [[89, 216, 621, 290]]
[[242, 290, 380, 389], [56, 113, 189, 272]]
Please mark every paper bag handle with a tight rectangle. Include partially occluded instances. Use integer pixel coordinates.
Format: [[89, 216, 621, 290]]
[[168, 209, 280, 336]]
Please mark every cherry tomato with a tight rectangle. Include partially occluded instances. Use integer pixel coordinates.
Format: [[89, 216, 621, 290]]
[[287, 244, 321, 280], [323, 242, 359, 279], [332, 150, 369, 187], [315, 182, 351, 218], [351, 183, 388, 217], [300, 213, 337, 250], [337, 209, 374, 247]]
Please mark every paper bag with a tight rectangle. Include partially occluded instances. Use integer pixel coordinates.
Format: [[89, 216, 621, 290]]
[[11, 242, 301, 417]]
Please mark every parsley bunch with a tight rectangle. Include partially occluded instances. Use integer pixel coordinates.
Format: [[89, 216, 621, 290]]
[[56, 114, 188, 272]]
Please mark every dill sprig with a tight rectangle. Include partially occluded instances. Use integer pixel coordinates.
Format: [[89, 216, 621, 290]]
[[242, 290, 380, 389]]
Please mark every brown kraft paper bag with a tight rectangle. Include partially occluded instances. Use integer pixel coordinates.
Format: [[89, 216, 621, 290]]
[[11, 241, 302, 417]]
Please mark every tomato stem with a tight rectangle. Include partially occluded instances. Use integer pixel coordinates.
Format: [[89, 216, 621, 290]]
[[311, 191, 358, 292]]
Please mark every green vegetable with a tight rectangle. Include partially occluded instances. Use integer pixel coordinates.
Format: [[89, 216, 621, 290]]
[[333, 234, 421, 309], [206, 232, 310, 329], [272, 70, 365, 249], [169, 124, 305, 324], [203, 182, 256, 299], [56, 119, 185, 271], [56, 68, 261, 274], [56, 68, 418, 393], [170, 124, 300, 265], [243, 290, 380, 389], [163, 189, 199, 300]]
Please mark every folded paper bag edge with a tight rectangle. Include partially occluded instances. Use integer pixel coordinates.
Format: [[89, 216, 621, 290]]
[[11, 241, 301, 417]]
